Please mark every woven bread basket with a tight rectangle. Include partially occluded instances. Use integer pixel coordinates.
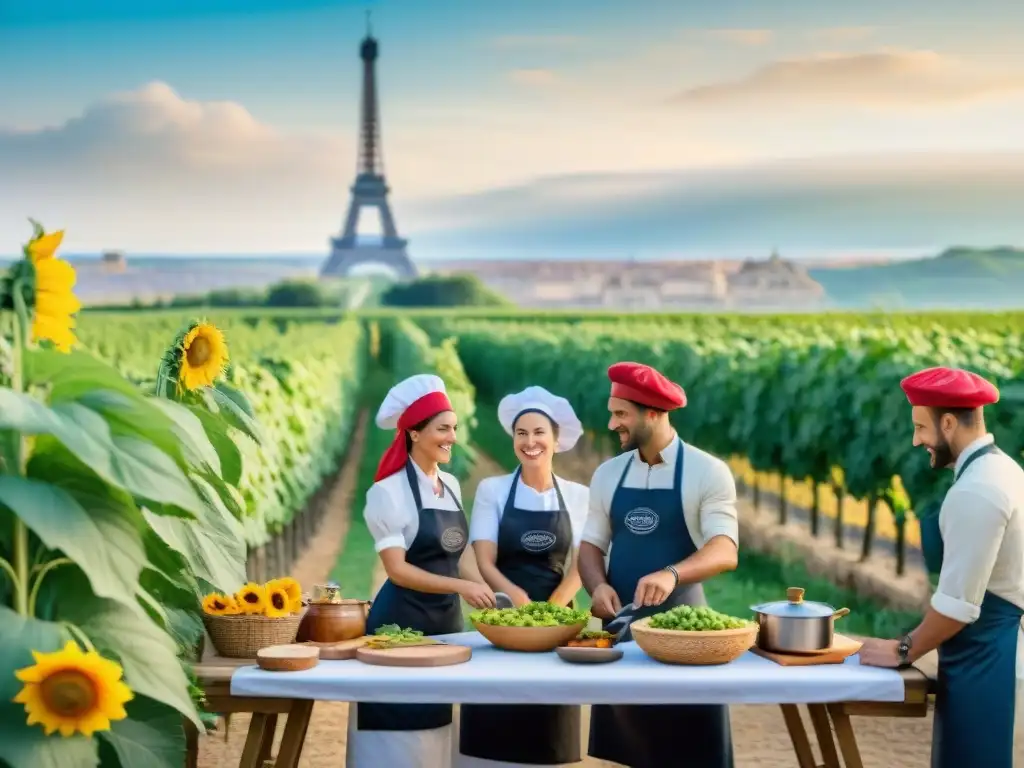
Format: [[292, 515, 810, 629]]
[[630, 617, 758, 665], [203, 613, 302, 659]]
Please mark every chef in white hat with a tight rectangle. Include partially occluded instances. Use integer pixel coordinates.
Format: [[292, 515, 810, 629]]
[[457, 385, 590, 768], [347, 374, 496, 768]]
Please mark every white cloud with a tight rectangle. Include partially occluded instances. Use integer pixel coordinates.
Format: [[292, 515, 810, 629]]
[[0, 81, 741, 253], [674, 50, 1024, 108], [507, 68, 558, 87], [702, 29, 774, 46]]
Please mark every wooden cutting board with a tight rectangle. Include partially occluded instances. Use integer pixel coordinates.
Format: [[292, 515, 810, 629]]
[[301, 637, 370, 660], [751, 634, 862, 666], [257, 644, 320, 672], [356, 644, 472, 667]]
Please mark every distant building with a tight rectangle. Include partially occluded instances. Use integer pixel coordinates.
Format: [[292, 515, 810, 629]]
[[101, 251, 127, 274], [726, 250, 824, 308]]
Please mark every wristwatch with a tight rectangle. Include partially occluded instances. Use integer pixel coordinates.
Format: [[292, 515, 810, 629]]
[[897, 634, 913, 667], [663, 565, 680, 590]]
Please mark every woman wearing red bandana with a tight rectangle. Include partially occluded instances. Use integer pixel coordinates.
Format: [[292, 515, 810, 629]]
[[859, 366, 1024, 768], [347, 374, 496, 768]]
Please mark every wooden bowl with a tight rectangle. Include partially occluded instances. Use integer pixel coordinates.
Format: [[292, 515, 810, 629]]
[[472, 621, 586, 652], [630, 617, 758, 665], [256, 644, 320, 672]]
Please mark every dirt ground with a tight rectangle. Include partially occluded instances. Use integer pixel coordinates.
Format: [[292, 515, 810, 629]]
[[198, 428, 946, 767]]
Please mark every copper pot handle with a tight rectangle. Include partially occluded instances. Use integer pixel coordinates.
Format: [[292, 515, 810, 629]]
[[833, 607, 850, 620]]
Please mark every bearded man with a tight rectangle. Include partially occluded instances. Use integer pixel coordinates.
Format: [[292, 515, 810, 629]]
[[859, 366, 1024, 768], [577, 361, 739, 768]]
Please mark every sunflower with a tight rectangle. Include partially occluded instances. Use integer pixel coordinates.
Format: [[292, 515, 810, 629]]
[[202, 592, 241, 616], [178, 322, 229, 391], [25, 228, 80, 353], [264, 584, 292, 618], [14, 640, 133, 737], [267, 577, 302, 612], [236, 583, 267, 615]]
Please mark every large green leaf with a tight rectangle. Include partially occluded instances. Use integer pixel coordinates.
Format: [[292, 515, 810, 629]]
[[51, 575, 202, 729], [201, 386, 264, 445], [0, 606, 98, 768], [5, 459, 148, 617], [186, 405, 243, 485], [24, 348, 140, 404], [149, 399, 223, 477], [0, 391, 206, 517], [98, 696, 185, 768], [144, 478, 246, 593]]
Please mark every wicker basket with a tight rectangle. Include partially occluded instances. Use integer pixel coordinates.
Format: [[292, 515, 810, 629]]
[[472, 621, 586, 652], [203, 614, 303, 659], [630, 617, 758, 665]]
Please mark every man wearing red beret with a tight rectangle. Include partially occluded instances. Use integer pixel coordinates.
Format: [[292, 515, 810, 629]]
[[859, 366, 1024, 768], [578, 361, 740, 768]]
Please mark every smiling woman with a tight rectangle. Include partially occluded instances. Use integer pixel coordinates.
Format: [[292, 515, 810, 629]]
[[458, 386, 589, 768]]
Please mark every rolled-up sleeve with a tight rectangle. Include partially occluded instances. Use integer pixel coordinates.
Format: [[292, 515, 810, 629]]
[[699, 458, 739, 547], [581, 466, 613, 553], [932, 487, 1009, 623], [469, 478, 501, 544], [364, 483, 408, 552]]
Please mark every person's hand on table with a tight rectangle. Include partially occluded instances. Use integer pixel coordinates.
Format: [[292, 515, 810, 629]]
[[858, 638, 901, 668]]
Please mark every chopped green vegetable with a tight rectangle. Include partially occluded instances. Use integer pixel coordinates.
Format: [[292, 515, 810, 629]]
[[373, 624, 425, 642], [470, 601, 589, 628], [648, 605, 752, 631]]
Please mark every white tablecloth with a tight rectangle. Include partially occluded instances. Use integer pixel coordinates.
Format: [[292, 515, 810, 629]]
[[230, 631, 906, 705]]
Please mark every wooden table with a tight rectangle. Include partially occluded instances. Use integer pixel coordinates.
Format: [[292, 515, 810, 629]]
[[189, 655, 935, 768], [188, 656, 315, 768], [780, 664, 935, 768]]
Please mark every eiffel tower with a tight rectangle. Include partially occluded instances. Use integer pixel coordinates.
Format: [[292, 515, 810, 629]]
[[321, 14, 416, 279]]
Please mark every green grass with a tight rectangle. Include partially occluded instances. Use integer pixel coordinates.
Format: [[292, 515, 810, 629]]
[[327, 366, 393, 600]]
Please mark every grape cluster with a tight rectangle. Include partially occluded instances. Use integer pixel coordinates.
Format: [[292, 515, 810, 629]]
[[470, 601, 590, 627], [649, 605, 751, 631]]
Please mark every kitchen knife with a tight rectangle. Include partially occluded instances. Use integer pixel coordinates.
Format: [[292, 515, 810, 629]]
[[604, 602, 639, 643], [494, 592, 515, 610]]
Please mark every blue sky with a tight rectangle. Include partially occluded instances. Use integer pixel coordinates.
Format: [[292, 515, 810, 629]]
[[3, 0, 1024, 255]]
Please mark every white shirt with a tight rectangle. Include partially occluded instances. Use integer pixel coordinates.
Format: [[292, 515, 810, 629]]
[[581, 435, 739, 553], [364, 462, 464, 552], [932, 434, 1024, 624], [468, 473, 591, 561]]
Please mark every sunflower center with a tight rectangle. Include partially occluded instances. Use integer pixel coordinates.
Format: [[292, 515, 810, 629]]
[[243, 592, 259, 604], [186, 336, 212, 367], [40, 670, 98, 718], [271, 592, 286, 611], [212, 599, 226, 611]]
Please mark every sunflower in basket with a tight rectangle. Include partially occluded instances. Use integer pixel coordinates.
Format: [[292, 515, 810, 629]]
[[202, 593, 241, 616], [264, 582, 295, 618], [266, 577, 302, 612], [236, 583, 267, 615]]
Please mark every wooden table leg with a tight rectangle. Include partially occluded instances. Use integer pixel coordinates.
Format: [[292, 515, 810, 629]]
[[779, 704, 818, 768], [827, 704, 865, 768], [184, 719, 199, 768], [807, 704, 840, 768], [239, 712, 274, 768], [257, 713, 278, 764], [275, 700, 315, 768]]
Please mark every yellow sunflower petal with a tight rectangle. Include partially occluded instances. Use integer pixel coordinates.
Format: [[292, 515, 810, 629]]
[[264, 586, 291, 618], [178, 322, 229, 391], [34, 258, 77, 292], [28, 230, 65, 262], [36, 289, 81, 317], [14, 642, 132, 738]]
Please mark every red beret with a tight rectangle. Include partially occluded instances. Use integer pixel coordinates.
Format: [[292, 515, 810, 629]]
[[900, 366, 999, 409], [608, 362, 686, 410]]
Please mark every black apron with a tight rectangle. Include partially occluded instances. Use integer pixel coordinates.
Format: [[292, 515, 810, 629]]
[[460, 469, 582, 764], [589, 441, 734, 768], [357, 460, 469, 733], [922, 443, 1024, 768]]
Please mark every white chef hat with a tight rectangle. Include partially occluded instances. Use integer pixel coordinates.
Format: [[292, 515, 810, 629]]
[[375, 374, 449, 430], [497, 386, 582, 453]]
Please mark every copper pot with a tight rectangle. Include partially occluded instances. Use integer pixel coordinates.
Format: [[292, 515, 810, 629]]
[[297, 599, 371, 643]]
